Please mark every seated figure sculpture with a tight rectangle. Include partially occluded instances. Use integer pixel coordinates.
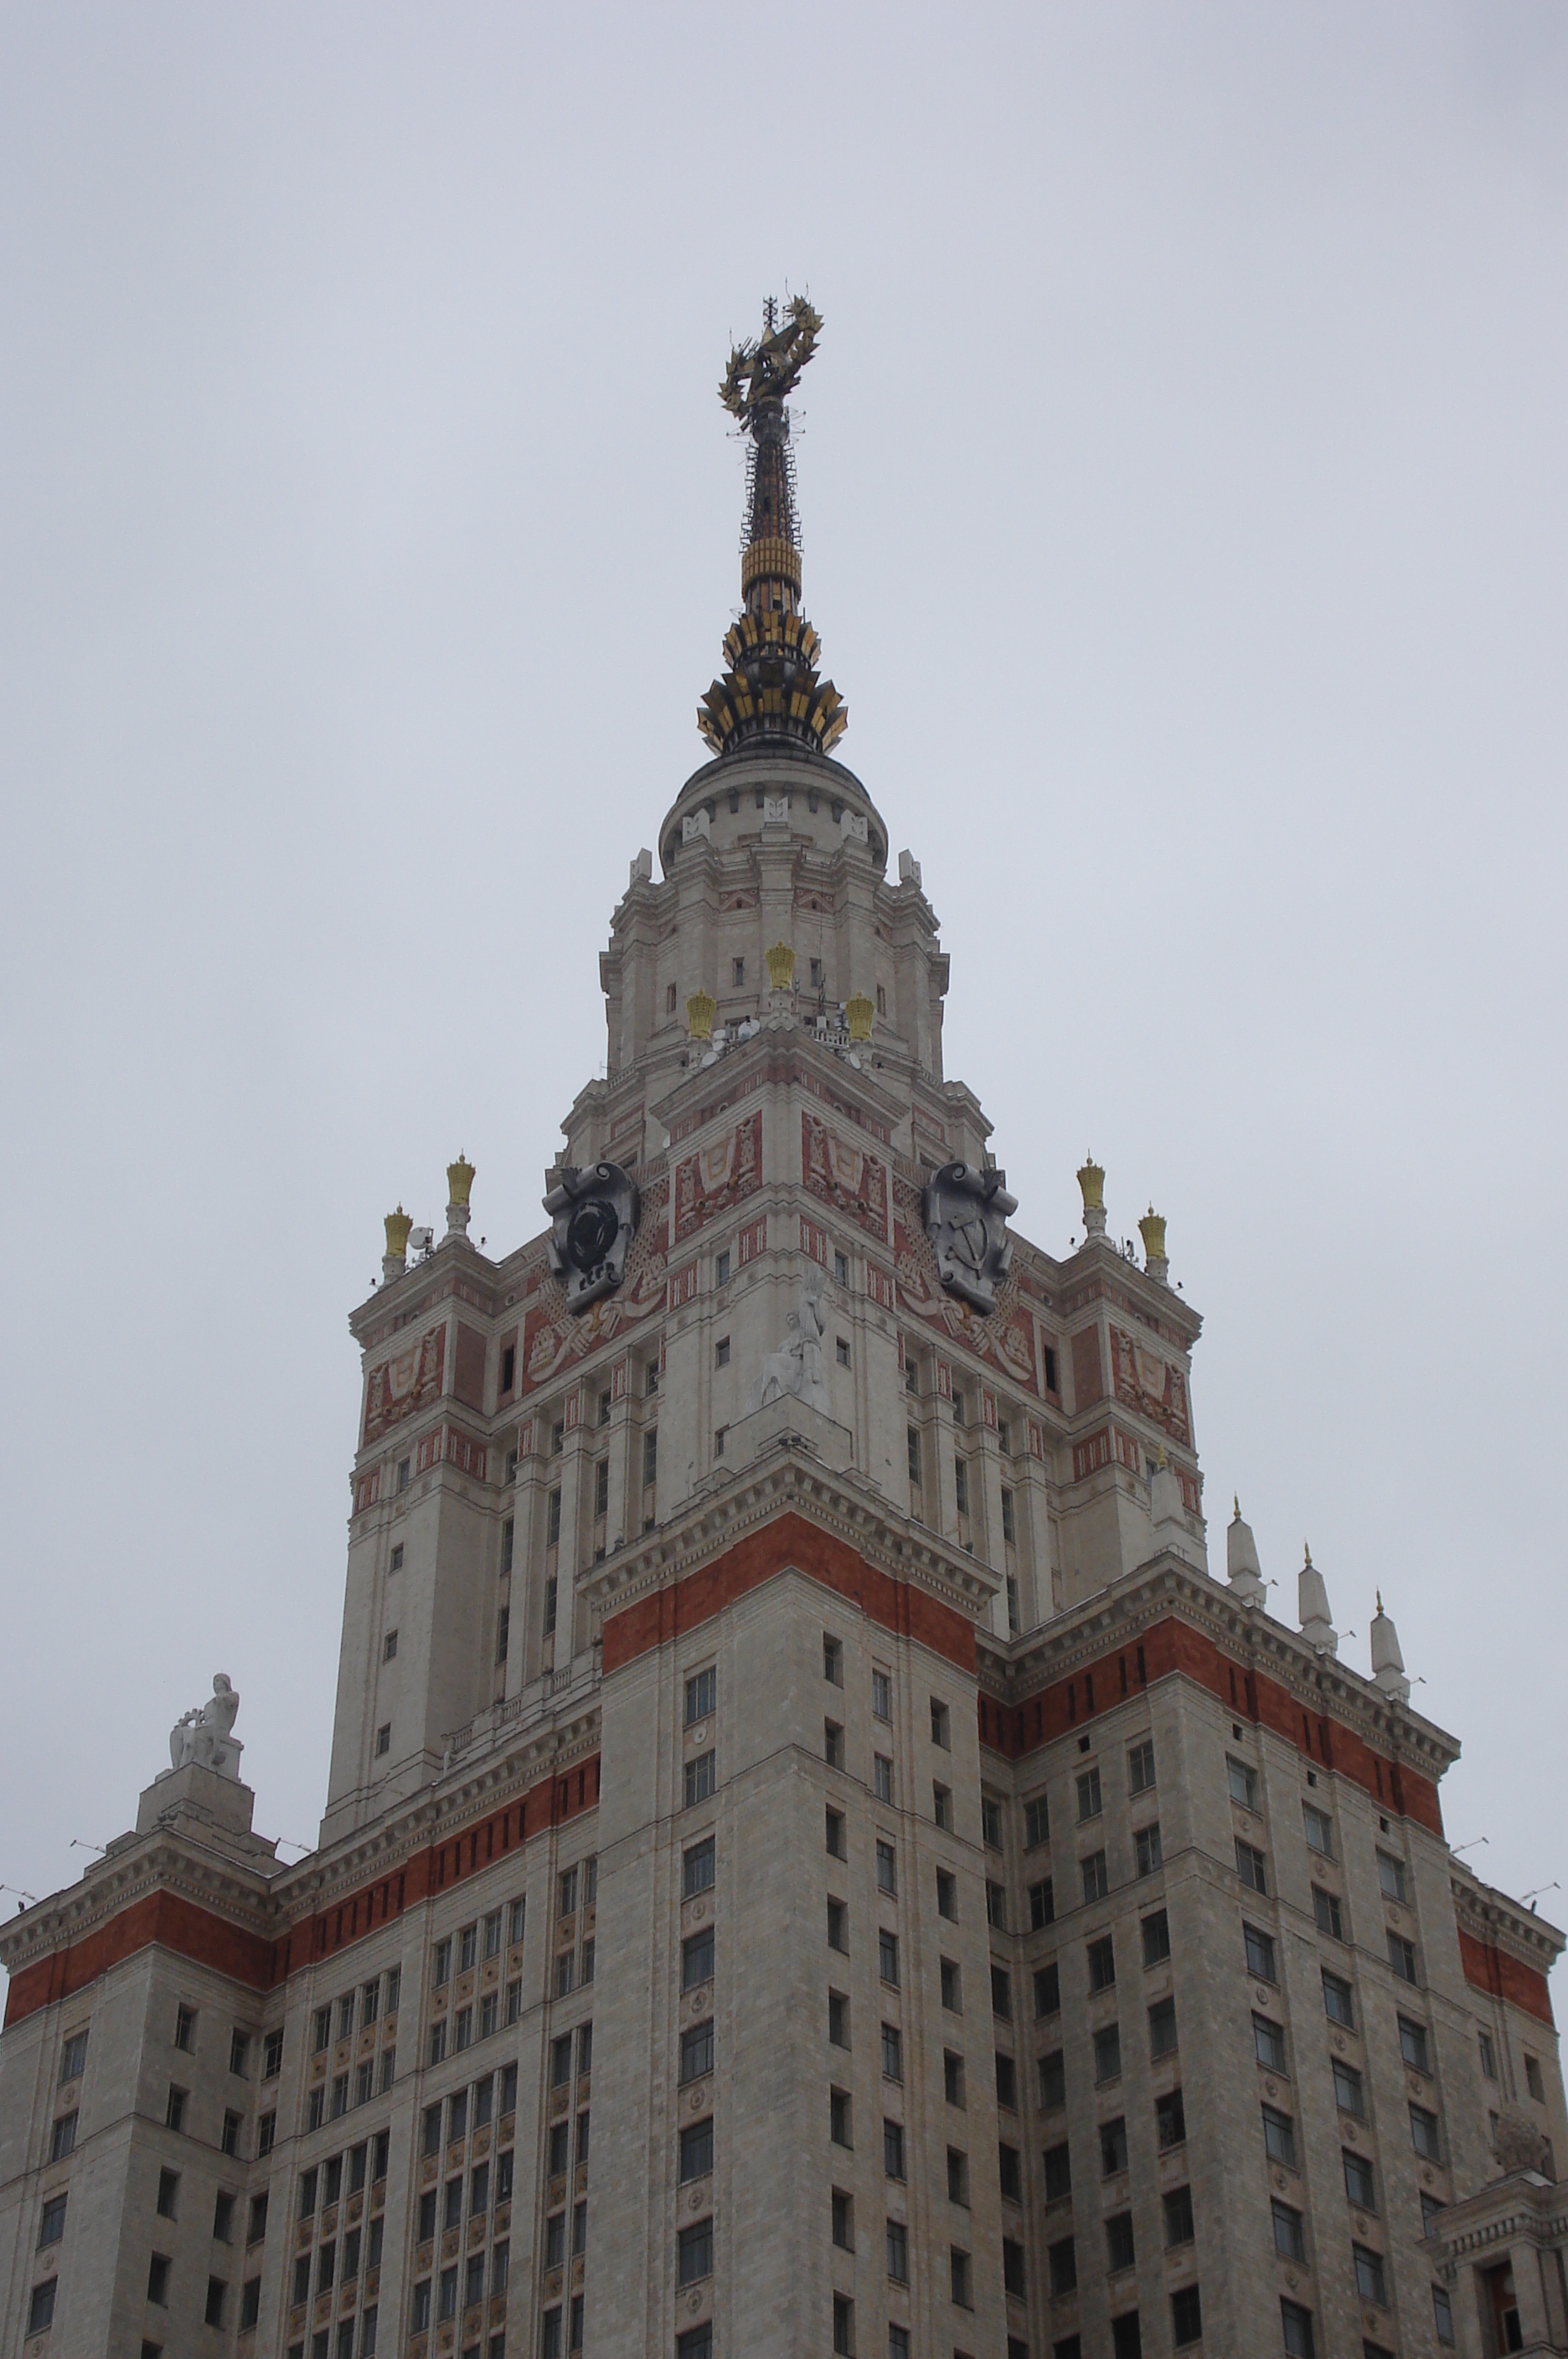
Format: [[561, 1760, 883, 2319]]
[[750, 1266, 833, 1422], [168, 1673, 243, 1780]]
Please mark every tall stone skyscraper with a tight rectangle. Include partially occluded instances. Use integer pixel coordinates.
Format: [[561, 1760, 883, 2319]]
[[3, 302, 1566, 2359]]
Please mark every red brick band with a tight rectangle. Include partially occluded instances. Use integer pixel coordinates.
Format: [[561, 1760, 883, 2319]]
[[1457, 1926, 1555, 2028]]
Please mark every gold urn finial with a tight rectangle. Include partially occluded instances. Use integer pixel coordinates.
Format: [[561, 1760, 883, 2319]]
[[844, 991, 874, 1042], [1138, 1205, 1168, 1266], [446, 1153, 476, 1210], [1076, 1155, 1106, 1213], [765, 941, 797, 993], [384, 1205, 412, 1261], [686, 989, 716, 1040]]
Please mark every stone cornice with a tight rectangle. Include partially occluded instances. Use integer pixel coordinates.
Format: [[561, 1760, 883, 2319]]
[[1452, 1861, 1566, 1972], [1427, 2172, 1568, 2275], [579, 1438, 1000, 1628], [977, 1551, 1461, 1788]]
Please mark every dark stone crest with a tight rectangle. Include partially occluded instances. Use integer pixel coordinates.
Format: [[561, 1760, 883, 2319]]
[[544, 1162, 641, 1314], [922, 1161, 1018, 1314]]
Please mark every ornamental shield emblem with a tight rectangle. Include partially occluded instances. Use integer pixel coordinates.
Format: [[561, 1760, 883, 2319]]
[[543, 1161, 641, 1314], [922, 1162, 1018, 1314]]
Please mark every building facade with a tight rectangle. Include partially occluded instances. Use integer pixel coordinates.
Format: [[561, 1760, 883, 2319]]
[[3, 301, 1566, 2359]]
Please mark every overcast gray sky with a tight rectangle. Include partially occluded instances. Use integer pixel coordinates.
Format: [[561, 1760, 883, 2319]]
[[3, 7, 1565, 1975]]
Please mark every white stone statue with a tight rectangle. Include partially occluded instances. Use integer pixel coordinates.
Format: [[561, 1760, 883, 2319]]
[[169, 1674, 243, 1779], [750, 1265, 833, 1420]]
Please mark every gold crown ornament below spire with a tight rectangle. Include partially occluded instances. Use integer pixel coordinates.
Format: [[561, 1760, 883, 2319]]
[[699, 294, 848, 758]]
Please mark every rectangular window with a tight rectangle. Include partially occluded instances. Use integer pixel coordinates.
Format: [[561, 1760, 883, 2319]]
[[174, 2004, 196, 2052], [1044, 2140, 1072, 2202], [1106, 2211, 1135, 2273], [828, 1899, 848, 1954], [1262, 2105, 1296, 2167], [830, 2087, 852, 2147], [824, 1719, 845, 1769], [828, 1990, 849, 2047], [826, 1807, 847, 1860], [1235, 1839, 1267, 1893], [38, 2193, 67, 2249], [1313, 1885, 1344, 1940], [991, 1965, 1012, 2019], [683, 1928, 714, 1990], [982, 1794, 1003, 1850], [679, 2118, 714, 2183], [1253, 2013, 1287, 2073], [1432, 2285, 1456, 2346], [995, 2051, 1018, 2112], [677, 2217, 713, 2284], [953, 1457, 970, 1517], [1081, 1850, 1108, 1904], [878, 1930, 900, 1987], [1388, 1932, 1418, 1984], [876, 1839, 897, 1895], [1128, 1738, 1156, 1794], [642, 1429, 658, 1488], [1088, 1933, 1117, 1991], [679, 2021, 714, 2084], [1343, 2147, 1375, 2207], [546, 1487, 561, 1546], [1333, 2061, 1366, 2119], [1322, 1970, 1354, 2027], [1139, 1910, 1170, 1969], [1227, 1755, 1258, 1810], [1135, 1822, 1163, 1876], [874, 1753, 893, 1802], [1302, 1802, 1334, 1856], [1163, 2185, 1194, 2247], [940, 1957, 962, 2011], [986, 1879, 1006, 1929], [1353, 2244, 1387, 2305], [930, 1697, 950, 1747], [1478, 2029, 1497, 2080], [1039, 2049, 1065, 2109], [1149, 1996, 1178, 2058], [1049, 2236, 1078, 2296], [1034, 1961, 1061, 2018], [1410, 2103, 1441, 2160], [1272, 2199, 1306, 2261], [49, 2112, 78, 2160], [1526, 2052, 1546, 2102], [936, 1868, 957, 1920], [594, 1458, 609, 1515], [684, 1751, 715, 1806], [685, 1667, 715, 1724], [1100, 2114, 1129, 2176], [1376, 1851, 1407, 1903], [1094, 2023, 1122, 2084], [1076, 1766, 1102, 1821], [906, 1424, 921, 1486], [871, 1668, 892, 1722], [1030, 1877, 1055, 1930], [1024, 1792, 1050, 1847], [1281, 2300, 1315, 2356], [883, 2117, 905, 2180], [934, 1780, 953, 1829], [683, 1837, 715, 1897], [944, 2052, 965, 2108]]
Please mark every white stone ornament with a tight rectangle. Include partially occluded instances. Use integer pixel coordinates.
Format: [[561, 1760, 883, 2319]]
[[749, 1264, 833, 1418], [922, 1161, 1018, 1314], [168, 1673, 243, 1779], [544, 1161, 641, 1314]]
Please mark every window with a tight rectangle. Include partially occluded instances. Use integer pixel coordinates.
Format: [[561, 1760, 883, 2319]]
[[824, 1720, 845, 1769], [941, 1957, 962, 2011], [1024, 1792, 1050, 1848], [1262, 2104, 1296, 2167], [59, 2028, 88, 2084], [1172, 2285, 1203, 2347], [1343, 2147, 1375, 2207], [833, 2293, 854, 2355], [1081, 1851, 1108, 1904], [1163, 2184, 1194, 2247], [1526, 2052, 1546, 2103], [953, 1457, 970, 1517], [1101, 2115, 1129, 2175], [996, 2052, 1018, 2109], [884, 2215, 909, 2283], [1088, 1934, 1117, 1991], [1388, 1932, 1418, 1984], [396, 1455, 410, 1492], [1076, 1767, 1102, 1821], [1094, 2023, 1122, 2083], [684, 1666, 715, 1725], [240, 2276, 260, 2331], [1376, 1851, 1407, 1903], [1313, 1885, 1344, 1940], [683, 1836, 715, 1897], [1254, 2013, 1287, 2073], [389, 1542, 403, 1572], [174, 2004, 197, 2052], [1106, 2211, 1136, 2272], [950, 2246, 972, 2307], [1136, 1909, 1170, 1971], [27, 2279, 58, 2336], [934, 1781, 953, 1830], [1049, 2236, 1078, 2296], [1030, 1878, 1055, 1930], [147, 2253, 171, 2305], [1281, 2300, 1316, 2357], [678, 2217, 713, 2284], [1235, 1839, 1267, 1893], [679, 2021, 714, 2084], [642, 1429, 658, 1487], [214, 2189, 235, 2243], [1111, 2319, 1142, 2359], [684, 1751, 715, 1806], [1039, 2049, 1065, 2109], [827, 1808, 847, 1860], [679, 2118, 714, 2185], [1227, 1756, 1258, 1810], [936, 1868, 957, 1920], [884, 2118, 906, 2179], [1043, 2140, 1072, 2202], [1135, 1823, 1163, 1876], [1034, 1961, 1061, 2018], [1128, 1738, 1156, 1794], [1410, 2103, 1441, 2160], [992, 1965, 1012, 2020], [375, 1722, 390, 1756], [732, 957, 745, 988], [873, 1753, 893, 1802], [1349, 2243, 1388, 2305], [1271, 2197, 1306, 2260], [1302, 1802, 1334, 1857], [832, 2187, 854, 2250], [677, 2335, 711, 2359], [876, 1839, 898, 1895], [930, 1696, 949, 1747], [830, 2088, 853, 2147], [1002, 2233, 1026, 2297], [1479, 2029, 1498, 2080], [834, 1334, 851, 1369], [987, 1880, 1007, 1930], [1149, 1996, 1179, 2059], [879, 1930, 900, 1987], [828, 1899, 848, 1954], [982, 1795, 1003, 1849], [1432, 2285, 1456, 2346], [683, 1928, 714, 1990], [1323, 1971, 1354, 2028], [1333, 2061, 1366, 2119], [204, 2275, 228, 2327], [714, 1335, 730, 1371], [1398, 2015, 1431, 2073], [944, 2052, 965, 2107], [49, 2111, 78, 2160], [828, 1990, 850, 2048]]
